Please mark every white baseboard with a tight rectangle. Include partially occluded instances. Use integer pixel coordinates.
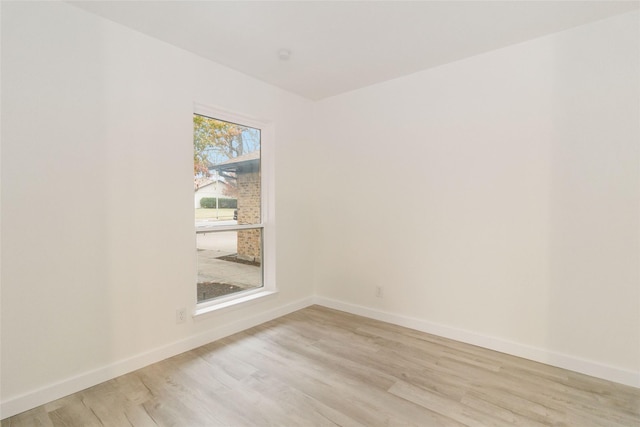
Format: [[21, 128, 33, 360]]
[[1, 296, 315, 419], [313, 296, 640, 389]]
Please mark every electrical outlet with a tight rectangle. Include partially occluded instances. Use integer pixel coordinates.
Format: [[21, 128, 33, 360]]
[[176, 307, 187, 324], [376, 286, 383, 298]]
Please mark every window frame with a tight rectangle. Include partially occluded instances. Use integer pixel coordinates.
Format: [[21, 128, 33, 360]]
[[192, 104, 276, 316]]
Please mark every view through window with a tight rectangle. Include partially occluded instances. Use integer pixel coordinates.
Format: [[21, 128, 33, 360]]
[[194, 113, 262, 304]]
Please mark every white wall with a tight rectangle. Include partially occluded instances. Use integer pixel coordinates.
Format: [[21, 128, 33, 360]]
[[1, 1, 315, 416], [313, 11, 639, 383]]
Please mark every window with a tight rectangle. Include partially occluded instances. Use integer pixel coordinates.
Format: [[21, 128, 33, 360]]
[[193, 106, 273, 310]]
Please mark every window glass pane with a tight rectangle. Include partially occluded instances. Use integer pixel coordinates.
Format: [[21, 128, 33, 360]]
[[194, 114, 261, 226], [194, 112, 263, 304], [196, 229, 263, 303]]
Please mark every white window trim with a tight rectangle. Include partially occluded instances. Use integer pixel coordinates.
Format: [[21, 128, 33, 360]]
[[192, 103, 276, 317]]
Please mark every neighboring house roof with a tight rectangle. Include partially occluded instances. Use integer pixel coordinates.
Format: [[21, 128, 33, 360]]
[[194, 177, 232, 192], [209, 151, 260, 172], [194, 177, 215, 191]]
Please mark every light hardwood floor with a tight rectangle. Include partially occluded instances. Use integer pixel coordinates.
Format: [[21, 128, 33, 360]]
[[3, 305, 639, 426]]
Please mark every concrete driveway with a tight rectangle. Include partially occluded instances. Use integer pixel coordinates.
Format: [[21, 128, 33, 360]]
[[196, 230, 237, 254], [196, 226, 261, 294]]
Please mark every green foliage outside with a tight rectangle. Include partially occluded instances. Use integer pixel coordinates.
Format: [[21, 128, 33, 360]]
[[200, 197, 237, 209], [193, 114, 260, 177]]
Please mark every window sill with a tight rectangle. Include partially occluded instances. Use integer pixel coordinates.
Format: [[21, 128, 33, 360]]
[[193, 289, 278, 319]]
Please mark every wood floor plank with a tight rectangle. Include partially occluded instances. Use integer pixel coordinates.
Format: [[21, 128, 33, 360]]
[[3, 305, 639, 426], [245, 370, 365, 427], [1, 407, 54, 427], [48, 397, 104, 427], [388, 380, 510, 427]]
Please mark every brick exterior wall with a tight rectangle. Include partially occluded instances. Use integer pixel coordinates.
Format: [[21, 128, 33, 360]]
[[237, 167, 261, 263]]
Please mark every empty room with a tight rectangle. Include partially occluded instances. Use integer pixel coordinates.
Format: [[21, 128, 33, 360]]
[[1, 1, 639, 425]]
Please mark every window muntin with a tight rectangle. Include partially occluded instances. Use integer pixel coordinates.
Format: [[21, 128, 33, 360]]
[[194, 113, 263, 304]]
